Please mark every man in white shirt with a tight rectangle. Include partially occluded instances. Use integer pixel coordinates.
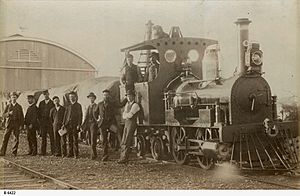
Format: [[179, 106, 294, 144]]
[[117, 89, 140, 164]]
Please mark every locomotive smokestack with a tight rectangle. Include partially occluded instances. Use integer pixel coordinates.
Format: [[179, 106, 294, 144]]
[[235, 18, 251, 75]]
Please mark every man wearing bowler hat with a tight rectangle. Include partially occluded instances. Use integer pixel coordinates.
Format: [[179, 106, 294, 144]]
[[62, 91, 82, 158], [0, 92, 24, 156], [117, 89, 140, 164], [38, 90, 55, 156], [82, 92, 99, 160], [24, 95, 39, 156], [50, 96, 66, 157]]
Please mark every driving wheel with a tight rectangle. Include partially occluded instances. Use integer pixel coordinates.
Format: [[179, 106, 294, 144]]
[[151, 136, 165, 160], [171, 127, 189, 165]]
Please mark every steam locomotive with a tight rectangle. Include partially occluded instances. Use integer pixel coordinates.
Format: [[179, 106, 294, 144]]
[[119, 18, 299, 170], [1, 18, 298, 171]]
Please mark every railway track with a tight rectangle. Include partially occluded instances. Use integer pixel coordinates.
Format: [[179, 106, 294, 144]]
[[81, 141, 300, 189], [144, 157, 300, 190], [0, 158, 80, 190]]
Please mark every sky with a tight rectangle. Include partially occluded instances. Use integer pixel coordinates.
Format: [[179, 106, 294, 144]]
[[0, 0, 299, 98]]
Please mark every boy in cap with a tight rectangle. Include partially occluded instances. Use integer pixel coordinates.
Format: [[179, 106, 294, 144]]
[[38, 90, 55, 155], [24, 95, 39, 156], [145, 52, 160, 82], [50, 96, 66, 157], [82, 92, 99, 160], [62, 91, 82, 158], [117, 89, 140, 164], [0, 92, 24, 156]]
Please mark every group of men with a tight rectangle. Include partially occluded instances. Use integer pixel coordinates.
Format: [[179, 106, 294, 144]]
[[0, 88, 140, 164], [0, 51, 159, 164]]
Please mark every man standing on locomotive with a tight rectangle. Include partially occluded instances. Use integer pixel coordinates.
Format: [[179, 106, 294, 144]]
[[145, 52, 160, 82], [120, 53, 143, 91], [82, 92, 99, 160], [62, 91, 83, 159], [0, 92, 24, 156], [117, 89, 140, 164], [24, 95, 39, 156], [38, 90, 55, 156]]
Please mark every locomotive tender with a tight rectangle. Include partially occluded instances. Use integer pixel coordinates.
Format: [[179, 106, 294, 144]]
[[120, 18, 299, 170]]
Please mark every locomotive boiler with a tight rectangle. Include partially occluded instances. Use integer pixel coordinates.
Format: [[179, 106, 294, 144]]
[[120, 18, 299, 170]]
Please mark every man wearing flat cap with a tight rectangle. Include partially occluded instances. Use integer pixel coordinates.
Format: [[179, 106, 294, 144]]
[[62, 91, 82, 158], [38, 90, 55, 156], [24, 95, 39, 156], [0, 92, 24, 156], [118, 89, 140, 164], [50, 96, 66, 157], [82, 92, 99, 160], [120, 53, 143, 91], [145, 52, 160, 82]]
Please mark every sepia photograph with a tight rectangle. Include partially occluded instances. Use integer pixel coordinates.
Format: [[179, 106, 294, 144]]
[[0, 0, 299, 193]]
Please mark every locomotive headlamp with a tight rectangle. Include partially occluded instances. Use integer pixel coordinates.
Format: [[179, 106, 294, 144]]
[[164, 49, 177, 63], [245, 42, 263, 73], [252, 51, 263, 66]]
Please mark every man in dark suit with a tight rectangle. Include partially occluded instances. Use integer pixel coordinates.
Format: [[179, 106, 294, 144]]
[[38, 90, 55, 155], [120, 53, 143, 91], [50, 96, 66, 157], [62, 91, 82, 159], [82, 92, 99, 160], [0, 92, 24, 156], [24, 95, 39, 156], [98, 89, 125, 161]]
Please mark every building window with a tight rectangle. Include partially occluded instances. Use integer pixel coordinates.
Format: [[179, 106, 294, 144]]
[[8, 49, 41, 62]]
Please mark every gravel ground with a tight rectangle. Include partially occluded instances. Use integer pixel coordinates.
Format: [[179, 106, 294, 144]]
[[0, 131, 297, 189]]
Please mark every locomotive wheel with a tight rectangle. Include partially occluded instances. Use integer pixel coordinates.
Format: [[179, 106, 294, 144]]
[[151, 136, 165, 160], [195, 128, 215, 170], [196, 156, 215, 170], [136, 135, 146, 157], [171, 127, 189, 165]]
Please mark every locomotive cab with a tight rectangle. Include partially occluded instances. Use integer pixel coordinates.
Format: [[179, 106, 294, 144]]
[[120, 26, 217, 125]]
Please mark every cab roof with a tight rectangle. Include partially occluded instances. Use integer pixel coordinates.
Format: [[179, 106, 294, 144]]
[[120, 37, 217, 52]]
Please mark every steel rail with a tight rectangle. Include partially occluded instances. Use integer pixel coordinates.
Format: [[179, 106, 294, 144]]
[[1, 158, 81, 190], [143, 157, 299, 190]]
